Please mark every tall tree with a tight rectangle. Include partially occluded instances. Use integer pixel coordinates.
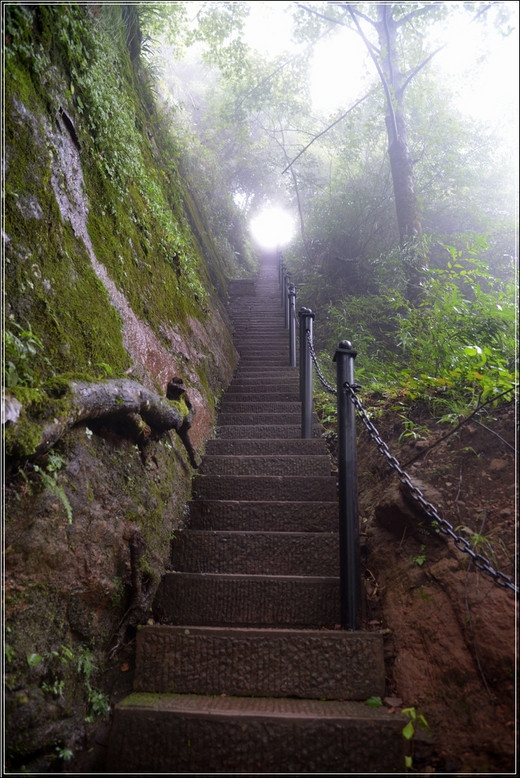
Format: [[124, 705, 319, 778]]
[[292, 1, 510, 299]]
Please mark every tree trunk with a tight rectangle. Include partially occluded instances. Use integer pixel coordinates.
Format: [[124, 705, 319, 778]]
[[377, 4, 427, 301]]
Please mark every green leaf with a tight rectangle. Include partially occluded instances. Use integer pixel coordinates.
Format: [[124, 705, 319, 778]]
[[27, 652, 43, 666], [402, 720, 415, 740], [365, 695, 383, 707]]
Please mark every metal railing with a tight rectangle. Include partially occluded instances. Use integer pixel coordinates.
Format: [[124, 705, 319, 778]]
[[276, 250, 517, 629]]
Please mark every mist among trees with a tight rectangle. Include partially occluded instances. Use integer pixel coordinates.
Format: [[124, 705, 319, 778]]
[[141, 0, 517, 417]]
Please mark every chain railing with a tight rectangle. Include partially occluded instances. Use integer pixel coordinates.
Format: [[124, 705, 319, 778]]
[[276, 254, 518, 626], [343, 381, 518, 594]]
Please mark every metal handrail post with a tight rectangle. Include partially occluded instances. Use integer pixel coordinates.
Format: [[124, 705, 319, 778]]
[[281, 264, 286, 307], [288, 284, 296, 366], [333, 340, 360, 630], [284, 274, 291, 329], [299, 308, 314, 438], [278, 250, 283, 289]]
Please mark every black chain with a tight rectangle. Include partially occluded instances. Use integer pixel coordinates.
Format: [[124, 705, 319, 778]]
[[302, 328, 517, 594], [305, 329, 337, 395], [343, 382, 518, 594]]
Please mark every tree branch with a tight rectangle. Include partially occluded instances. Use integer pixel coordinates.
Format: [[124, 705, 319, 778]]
[[394, 1, 446, 29], [400, 44, 446, 95], [402, 386, 516, 469], [281, 91, 371, 173], [294, 2, 350, 29], [335, 2, 377, 28], [346, 5, 399, 142]]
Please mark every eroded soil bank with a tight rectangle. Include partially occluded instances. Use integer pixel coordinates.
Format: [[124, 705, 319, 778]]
[[354, 399, 516, 773]]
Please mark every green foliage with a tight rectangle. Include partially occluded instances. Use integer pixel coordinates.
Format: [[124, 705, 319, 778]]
[[402, 706, 430, 771], [26, 642, 109, 722], [306, 241, 516, 419], [32, 452, 73, 524], [3, 321, 55, 388], [365, 695, 383, 707], [409, 545, 427, 567]]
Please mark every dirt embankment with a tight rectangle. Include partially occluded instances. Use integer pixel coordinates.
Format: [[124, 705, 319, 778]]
[[354, 400, 516, 773]]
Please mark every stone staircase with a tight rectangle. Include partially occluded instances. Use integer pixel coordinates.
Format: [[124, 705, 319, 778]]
[[106, 252, 404, 773]]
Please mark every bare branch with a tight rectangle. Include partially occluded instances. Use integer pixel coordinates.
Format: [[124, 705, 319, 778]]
[[281, 92, 371, 174], [333, 1, 377, 28], [400, 44, 446, 94], [294, 2, 350, 28], [394, 1, 446, 29]]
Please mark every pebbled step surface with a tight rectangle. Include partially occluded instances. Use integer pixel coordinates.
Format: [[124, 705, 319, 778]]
[[107, 693, 404, 774]]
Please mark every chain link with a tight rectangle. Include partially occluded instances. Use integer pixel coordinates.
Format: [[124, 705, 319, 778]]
[[342, 382, 518, 594], [305, 329, 337, 395]]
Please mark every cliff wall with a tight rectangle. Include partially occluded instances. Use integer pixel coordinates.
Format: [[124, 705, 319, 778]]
[[3, 5, 247, 770]]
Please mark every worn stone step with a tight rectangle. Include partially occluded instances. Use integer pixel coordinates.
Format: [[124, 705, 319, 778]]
[[217, 412, 302, 426], [235, 351, 291, 359], [133, 625, 385, 699], [170, 530, 338, 575], [238, 360, 290, 370], [199, 455, 331, 477], [204, 438, 327, 456], [153, 572, 340, 627], [234, 334, 289, 341], [220, 391, 301, 403], [187, 500, 338, 532], [231, 371, 300, 380], [216, 424, 320, 439], [225, 381, 299, 392], [227, 378, 299, 389], [107, 693, 404, 773], [192, 474, 337, 502], [215, 401, 301, 416]]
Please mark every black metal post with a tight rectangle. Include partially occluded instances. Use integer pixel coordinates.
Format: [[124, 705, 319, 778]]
[[333, 340, 360, 630], [288, 284, 296, 366], [298, 308, 314, 438], [285, 274, 292, 329], [278, 249, 283, 289], [281, 264, 287, 308]]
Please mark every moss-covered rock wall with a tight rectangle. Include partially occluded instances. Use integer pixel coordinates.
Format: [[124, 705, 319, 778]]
[[3, 5, 246, 771]]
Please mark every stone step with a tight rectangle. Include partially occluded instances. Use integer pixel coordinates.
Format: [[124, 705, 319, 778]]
[[186, 500, 338, 532], [227, 377, 299, 389], [225, 381, 299, 393], [133, 625, 385, 699], [107, 693, 404, 773], [237, 355, 292, 363], [215, 401, 301, 415], [204, 438, 327, 456], [235, 347, 294, 354], [192, 474, 337, 502], [234, 334, 289, 341], [233, 364, 300, 376], [217, 412, 301, 426], [200, 455, 331, 477], [153, 572, 340, 627], [216, 424, 320, 439], [170, 530, 339, 575], [220, 391, 301, 402]]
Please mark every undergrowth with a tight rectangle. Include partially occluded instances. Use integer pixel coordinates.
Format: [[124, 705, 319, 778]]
[[298, 240, 517, 424]]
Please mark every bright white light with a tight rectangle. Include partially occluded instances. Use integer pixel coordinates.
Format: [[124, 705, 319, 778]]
[[243, 1, 294, 57], [249, 206, 295, 249], [310, 29, 372, 112]]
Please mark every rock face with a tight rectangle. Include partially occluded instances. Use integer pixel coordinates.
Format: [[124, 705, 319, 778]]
[[4, 5, 242, 772]]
